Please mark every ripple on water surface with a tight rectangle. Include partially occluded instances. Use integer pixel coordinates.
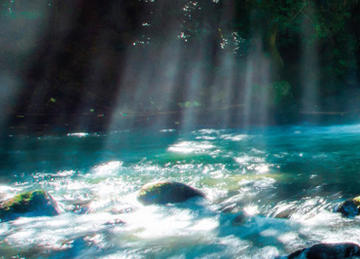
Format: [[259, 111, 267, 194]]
[[2, 126, 360, 257]]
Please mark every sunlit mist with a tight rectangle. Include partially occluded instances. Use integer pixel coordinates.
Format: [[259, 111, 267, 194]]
[[301, 4, 319, 116], [1, 1, 360, 259]]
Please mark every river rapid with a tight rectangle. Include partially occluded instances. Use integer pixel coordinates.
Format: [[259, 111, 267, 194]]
[[2, 125, 360, 258]]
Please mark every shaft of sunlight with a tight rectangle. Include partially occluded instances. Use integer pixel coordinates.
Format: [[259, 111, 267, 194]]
[[300, 4, 319, 117], [242, 36, 271, 129]]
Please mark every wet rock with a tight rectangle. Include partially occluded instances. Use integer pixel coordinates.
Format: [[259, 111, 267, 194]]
[[337, 196, 360, 217], [70, 200, 91, 214], [219, 203, 238, 214], [137, 181, 205, 205], [104, 218, 125, 226], [274, 207, 297, 219], [0, 190, 59, 221], [278, 242, 360, 259], [110, 206, 135, 214]]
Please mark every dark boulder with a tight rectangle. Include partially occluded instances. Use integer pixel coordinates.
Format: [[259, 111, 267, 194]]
[[0, 190, 59, 221], [137, 181, 205, 205], [337, 196, 360, 217], [278, 243, 360, 259]]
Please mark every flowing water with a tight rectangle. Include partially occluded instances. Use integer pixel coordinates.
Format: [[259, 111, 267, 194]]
[[2, 124, 360, 258]]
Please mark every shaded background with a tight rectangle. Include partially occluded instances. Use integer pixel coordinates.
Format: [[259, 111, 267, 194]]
[[1, 0, 360, 134]]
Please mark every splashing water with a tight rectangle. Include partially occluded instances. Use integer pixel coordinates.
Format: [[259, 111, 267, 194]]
[[2, 125, 360, 258]]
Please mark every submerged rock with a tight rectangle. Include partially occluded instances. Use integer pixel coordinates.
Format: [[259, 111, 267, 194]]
[[278, 243, 360, 259], [0, 190, 59, 221], [231, 213, 247, 226], [137, 181, 205, 205], [337, 196, 360, 217]]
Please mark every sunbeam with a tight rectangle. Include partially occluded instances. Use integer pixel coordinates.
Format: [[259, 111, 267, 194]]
[[300, 4, 320, 118], [1, 1, 360, 258]]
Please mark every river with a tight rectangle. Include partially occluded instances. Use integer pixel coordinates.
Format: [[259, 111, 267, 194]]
[[1, 124, 360, 258]]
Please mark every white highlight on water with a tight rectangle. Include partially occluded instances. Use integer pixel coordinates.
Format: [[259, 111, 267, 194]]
[[168, 141, 214, 154]]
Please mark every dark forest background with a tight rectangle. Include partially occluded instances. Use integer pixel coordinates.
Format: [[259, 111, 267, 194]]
[[1, 0, 360, 133]]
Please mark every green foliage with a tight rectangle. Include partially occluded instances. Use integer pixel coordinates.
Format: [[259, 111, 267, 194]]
[[3, 0, 360, 123], [272, 81, 292, 105]]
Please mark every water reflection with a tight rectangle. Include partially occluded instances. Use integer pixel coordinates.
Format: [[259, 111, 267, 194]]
[[2, 126, 360, 257], [168, 141, 215, 154]]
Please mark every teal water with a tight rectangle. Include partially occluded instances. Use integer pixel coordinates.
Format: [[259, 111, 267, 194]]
[[2, 125, 360, 258]]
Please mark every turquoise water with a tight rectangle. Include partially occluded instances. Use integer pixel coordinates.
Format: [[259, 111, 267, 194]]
[[2, 125, 360, 258]]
